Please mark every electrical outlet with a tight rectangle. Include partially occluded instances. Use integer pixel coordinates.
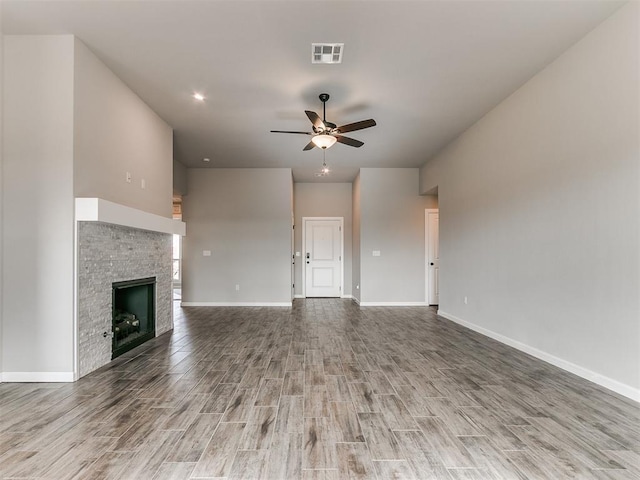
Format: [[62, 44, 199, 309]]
[[235, 284, 240, 291], [141, 178, 146, 189], [464, 296, 468, 304], [126, 172, 132, 183]]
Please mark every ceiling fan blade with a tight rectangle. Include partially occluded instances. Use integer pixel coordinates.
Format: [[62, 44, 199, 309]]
[[335, 135, 364, 148], [303, 141, 316, 151], [305, 110, 326, 131], [335, 119, 377, 134], [270, 130, 312, 135]]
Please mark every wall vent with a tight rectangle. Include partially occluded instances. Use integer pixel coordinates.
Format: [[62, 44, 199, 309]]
[[312, 43, 344, 64]]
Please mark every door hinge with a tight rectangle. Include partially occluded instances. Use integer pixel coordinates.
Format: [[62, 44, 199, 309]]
[[339, 256, 341, 261], [293, 283, 295, 288], [339, 226, 341, 231]]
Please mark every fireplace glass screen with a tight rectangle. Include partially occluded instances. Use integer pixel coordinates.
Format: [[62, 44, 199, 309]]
[[112, 277, 156, 358]]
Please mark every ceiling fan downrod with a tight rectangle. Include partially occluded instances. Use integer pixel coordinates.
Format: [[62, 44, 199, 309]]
[[319, 93, 330, 124]]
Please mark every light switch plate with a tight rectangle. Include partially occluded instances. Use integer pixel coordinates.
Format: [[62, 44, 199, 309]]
[[203, 250, 211, 256], [372, 250, 381, 257]]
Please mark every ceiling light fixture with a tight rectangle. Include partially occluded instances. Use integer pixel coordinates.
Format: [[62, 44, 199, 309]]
[[203, 158, 210, 162], [271, 93, 375, 151], [193, 92, 205, 101], [311, 134, 337, 149]]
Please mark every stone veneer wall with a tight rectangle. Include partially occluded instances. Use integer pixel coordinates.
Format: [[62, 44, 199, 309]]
[[77, 222, 173, 377]]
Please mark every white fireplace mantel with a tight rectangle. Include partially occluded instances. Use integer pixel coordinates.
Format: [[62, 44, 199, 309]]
[[75, 198, 185, 236]]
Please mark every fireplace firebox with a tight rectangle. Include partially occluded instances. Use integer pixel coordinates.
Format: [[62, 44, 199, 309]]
[[112, 277, 156, 358]]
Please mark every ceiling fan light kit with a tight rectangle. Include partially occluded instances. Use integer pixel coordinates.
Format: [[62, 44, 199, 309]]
[[311, 134, 337, 149], [270, 93, 376, 151]]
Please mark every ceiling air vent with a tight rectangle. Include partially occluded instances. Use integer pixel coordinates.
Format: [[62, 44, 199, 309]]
[[312, 43, 344, 64]]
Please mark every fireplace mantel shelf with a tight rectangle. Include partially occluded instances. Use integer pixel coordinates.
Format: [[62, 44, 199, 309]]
[[75, 198, 185, 236]]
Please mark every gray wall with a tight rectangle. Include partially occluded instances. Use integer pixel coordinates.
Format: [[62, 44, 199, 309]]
[[173, 159, 188, 196], [73, 38, 173, 218], [359, 168, 437, 304], [182, 168, 293, 304], [1, 35, 175, 380], [2, 36, 76, 376], [0, 10, 4, 377], [419, 2, 639, 397], [293, 183, 352, 297]]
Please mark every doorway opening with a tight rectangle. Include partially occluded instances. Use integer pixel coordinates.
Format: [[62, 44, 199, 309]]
[[425, 208, 439, 306], [173, 195, 182, 302]]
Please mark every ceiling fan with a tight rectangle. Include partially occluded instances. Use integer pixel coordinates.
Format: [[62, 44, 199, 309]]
[[271, 93, 376, 151]]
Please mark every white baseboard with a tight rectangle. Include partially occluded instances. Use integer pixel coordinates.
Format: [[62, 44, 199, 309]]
[[293, 295, 352, 300], [359, 302, 428, 307], [181, 302, 292, 307], [437, 310, 640, 403], [1, 371, 76, 383]]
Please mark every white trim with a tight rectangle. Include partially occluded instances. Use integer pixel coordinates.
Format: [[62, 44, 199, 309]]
[[73, 215, 80, 382], [1, 371, 76, 383], [359, 302, 428, 307], [295, 294, 352, 300], [181, 302, 292, 307], [76, 198, 186, 236], [438, 310, 640, 403], [291, 212, 295, 302], [301, 217, 344, 298], [425, 208, 439, 306]]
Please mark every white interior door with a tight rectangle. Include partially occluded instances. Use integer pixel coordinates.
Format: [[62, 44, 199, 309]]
[[304, 218, 342, 298], [426, 209, 439, 305]]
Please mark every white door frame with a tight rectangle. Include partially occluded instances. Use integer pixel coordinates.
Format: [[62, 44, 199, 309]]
[[301, 217, 344, 298], [291, 212, 295, 301], [425, 208, 439, 305]]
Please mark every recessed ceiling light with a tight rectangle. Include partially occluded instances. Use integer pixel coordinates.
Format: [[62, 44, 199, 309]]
[[312, 43, 344, 64], [203, 158, 210, 162], [193, 93, 205, 101]]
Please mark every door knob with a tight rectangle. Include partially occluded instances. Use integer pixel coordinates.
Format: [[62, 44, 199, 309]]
[[430, 262, 434, 266]]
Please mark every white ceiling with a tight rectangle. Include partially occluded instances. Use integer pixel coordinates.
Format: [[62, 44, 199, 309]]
[[2, 0, 624, 182]]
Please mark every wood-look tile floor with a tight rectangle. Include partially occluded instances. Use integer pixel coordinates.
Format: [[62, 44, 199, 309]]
[[1, 299, 639, 479]]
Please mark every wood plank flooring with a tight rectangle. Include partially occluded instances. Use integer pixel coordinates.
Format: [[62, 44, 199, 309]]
[[1, 299, 639, 479]]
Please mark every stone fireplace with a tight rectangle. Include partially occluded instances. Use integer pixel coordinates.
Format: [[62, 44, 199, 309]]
[[75, 198, 184, 378]]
